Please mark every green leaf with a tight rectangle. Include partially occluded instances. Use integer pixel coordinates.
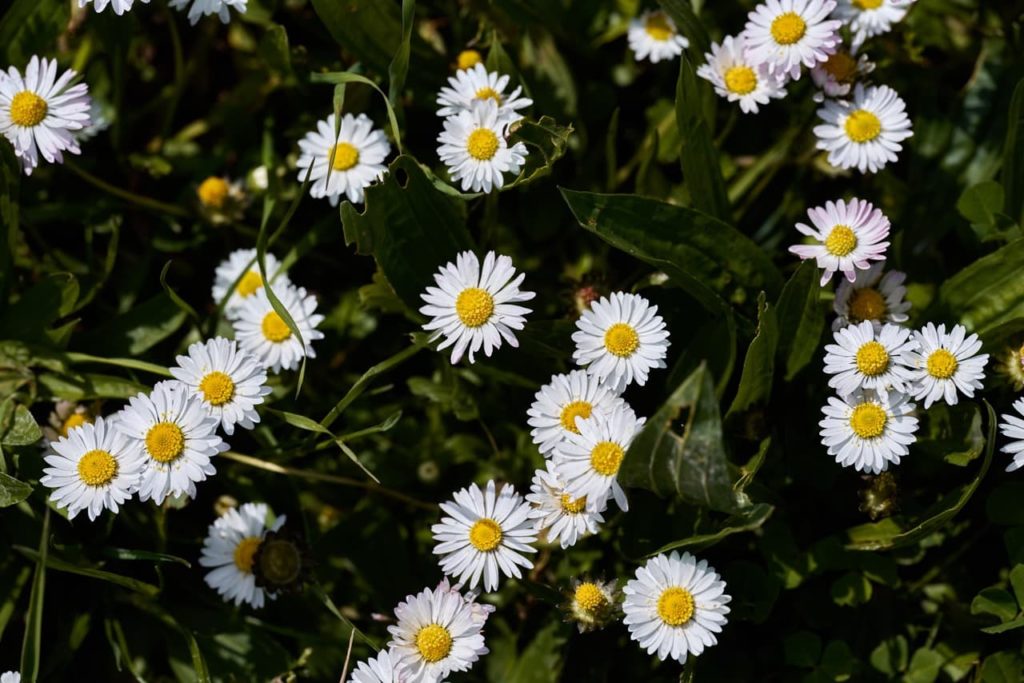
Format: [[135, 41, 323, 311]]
[[675, 52, 729, 220], [77, 292, 187, 356], [1010, 564, 1024, 606], [387, 0, 414, 105], [341, 156, 473, 310], [657, 0, 711, 57], [1002, 79, 1024, 226], [266, 409, 379, 483], [903, 648, 945, 683], [0, 472, 32, 507], [0, 398, 42, 446], [821, 640, 856, 680], [957, 180, 1005, 226], [0, 273, 78, 343], [619, 363, 739, 513], [37, 372, 149, 400], [727, 293, 778, 416], [259, 23, 293, 78], [486, 619, 566, 683], [309, 0, 403, 76], [774, 262, 825, 380], [940, 239, 1024, 336], [19, 509, 48, 683], [971, 587, 1019, 623], [648, 503, 773, 555], [981, 652, 1024, 683], [505, 116, 574, 190], [0, 0, 68, 65], [831, 572, 873, 607], [310, 71, 403, 154], [871, 635, 909, 676], [559, 189, 783, 314], [980, 616, 1024, 634], [14, 546, 160, 596]]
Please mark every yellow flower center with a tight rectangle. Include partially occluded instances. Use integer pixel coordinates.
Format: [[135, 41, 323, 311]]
[[845, 109, 882, 143], [657, 587, 695, 626], [261, 311, 292, 342], [724, 66, 758, 95], [236, 270, 263, 297], [455, 287, 494, 327], [849, 402, 887, 439], [590, 441, 625, 477], [466, 128, 500, 161], [927, 349, 959, 379], [475, 86, 503, 104], [848, 288, 887, 323], [10, 91, 48, 127], [457, 49, 482, 70], [233, 536, 262, 573], [770, 12, 807, 45], [855, 341, 890, 376], [331, 142, 360, 171], [77, 449, 118, 486], [644, 12, 674, 41], [852, 0, 884, 9], [145, 422, 185, 464], [61, 412, 92, 437], [415, 624, 453, 663], [559, 400, 593, 434], [197, 177, 229, 208], [823, 52, 858, 83], [199, 371, 235, 406], [603, 322, 639, 357], [468, 518, 503, 552], [824, 225, 857, 257], [574, 583, 608, 612], [560, 493, 588, 514]]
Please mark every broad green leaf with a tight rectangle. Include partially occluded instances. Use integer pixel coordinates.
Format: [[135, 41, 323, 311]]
[[0, 0, 68, 65], [775, 262, 825, 380], [980, 616, 1024, 634], [486, 619, 566, 683], [675, 52, 729, 220], [559, 189, 783, 314], [14, 546, 160, 596], [903, 648, 944, 683], [0, 399, 42, 446], [505, 117, 574, 190], [309, 0, 402, 75], [831, 571, 873, 606], [871, 635, 909, 676], [648, 503, 773, 555], [77, 292, 187, 356], [820, 641, 856, 680], [0, 273, 78, 343], [971, 587, 1019, 623], [1011, 564, 1024, 606], [1003, 79, 1024, 226], [940, 239, 1024, 335], [957, 180, 1004, 226], [0, 472, 32, 507], [727, 293, 778, 417], [981, 652, 1024, 683], [37, 372, 148, 400], [341, 156, 473, 310], [387, 0, 415, 105], [619, 363, 739, 513], [20, 509, 48, 683]]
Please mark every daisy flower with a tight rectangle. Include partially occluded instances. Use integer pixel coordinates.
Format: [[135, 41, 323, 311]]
[[832, 0, 915, 49], [233, 282, 325, 374], [419, 250, 535, 365], [819, 388, 919, 473], [696, 35, 787, 114], [349, 649, 405, 683], [999, 399, 1024, 472], [431, 480, 537, 592], [211, 247, 290, 319], [810, 49, 875, 101], [0, 55, 91, 175], [622, 551, 731, 665], [41, 400, 93, 445], [169, 337, 272, 436], [436, 63, 532, 125], [296, 113, 391, 206], [823, 320, 917, 397], [742, 0, 842, 80], [572, 291, 670, 392], [168, 0, 246, 24], [553, 404, 646, 513], [627, 10, 690, 63], [78, 0, 150, 14], [788, 197, 890, 285], [1, 673, 19, 683], [117, 382, 227, 505], [832, 263, 910, 332], [906, 323, 988, 409], [199, 502, 286, 608], [387, 583, 489, 683], [526, 461, 606, 549], [814, 83, 913, 173], [527, 369, 626, 456], [197, 175, 243, 211], [437, 100, 528, 193], [39, 417, 145, 521], [455, 49, 483, 71], [564, 578, 620, 633]]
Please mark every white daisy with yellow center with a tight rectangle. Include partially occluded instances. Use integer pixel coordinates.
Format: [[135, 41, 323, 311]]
[[527, 369, 626, 456], [431, 480, 537, 592], [0, 55, 92, 176], [622, 551, 731, 665], [788, 197, 891, 285], [296, 112, 391, 206], [906, 323, 988, 409], [349, 649, 405, 683], [823, 320, 917, 397], [999, 399, 1024, 473], [199, 502, 286, 608], [820, 388, 918, 473], [696, 35, 787, 114], [169, 337, 271, 436], [436, 63, 533, 125], [42, 400, 94, 445], [168, 0, 246, 24], [437, 99, 528, 193], [211, 248, 290, 320], [572, 291, 670, 392], [117, 382, 227, 505], [742, 0, 842, 80], [386, 583, 489, 683], [627, 10, 690, 64], [814, 83, 913, 173], [552, 404, 645, 513], [526, 461, 606, 549], [832, 0, 915, 49], [232, 282, 325, 374], [832, 263, 910, 332], [39, 417, 146, 521], [810, 49, 875, 101], [419, 250, 535, 365], [78, 0, 150, 14]]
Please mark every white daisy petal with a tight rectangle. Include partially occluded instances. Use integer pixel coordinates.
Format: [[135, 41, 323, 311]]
[[526, 460, 606, 549], [810, 49, 875, 101], [628, 10, 690, 64], [77, 0, 151, 14], [527, 369, 626, 455], [168, 0, 246, 24], [823, 321, 917, 397], [832, 0, 915, 50]]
